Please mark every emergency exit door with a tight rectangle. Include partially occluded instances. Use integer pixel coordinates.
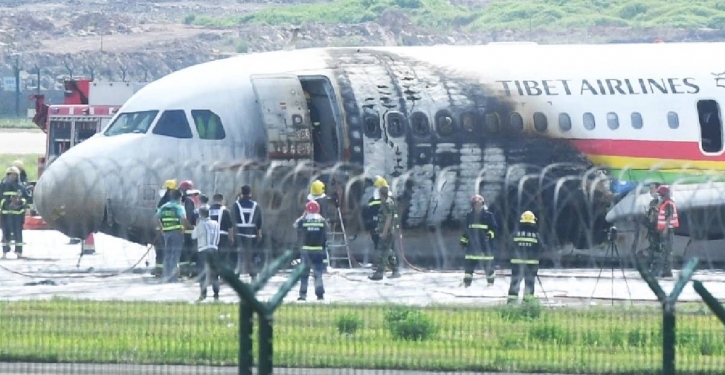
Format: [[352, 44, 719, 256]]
[[250, 74, 313, 160]]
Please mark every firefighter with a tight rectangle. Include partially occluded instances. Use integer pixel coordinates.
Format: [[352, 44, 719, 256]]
[[209, 193, 234, 268], [1, 167, 30, 259], [307, 179, 329, 218], [179, 180, 200, 277], [459, 194, 498, 287], [155, 189, 189, 282], [295, 200, 328, 301], [11, 160, 28, 185], [369, 186, 401, 280], [362, 176, 389, 265], [656, 185, 678, 278], [154, 179, 178, 277], [507, 211, 542, 304], [231, 185, 263, 280]]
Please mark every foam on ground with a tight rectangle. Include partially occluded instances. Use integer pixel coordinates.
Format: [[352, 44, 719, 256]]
[[2, 230, 725, 306]]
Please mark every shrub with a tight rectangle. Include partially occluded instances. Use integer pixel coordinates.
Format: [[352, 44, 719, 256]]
[[335, 313, 361, 335], [183, 14, 196, 25], [499, 295, 543, 321], [385, 307, 437, 341]]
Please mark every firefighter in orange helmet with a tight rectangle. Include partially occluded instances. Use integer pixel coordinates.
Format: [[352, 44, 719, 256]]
[[655, 185, 678, 278]]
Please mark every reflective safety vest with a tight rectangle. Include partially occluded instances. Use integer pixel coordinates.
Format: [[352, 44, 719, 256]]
[[209, 204, 228, 236], [657, 199, 679, 231], [235, 199, 258, 238], [0, 197, 26, 215], [159, 205, 183, 232], [301, 219, 326, 251], [512, 228, 541, 265]]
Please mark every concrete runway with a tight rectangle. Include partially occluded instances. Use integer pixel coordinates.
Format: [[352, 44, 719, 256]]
[[0, 363, 581, 375], [0, 130, 46, 154]]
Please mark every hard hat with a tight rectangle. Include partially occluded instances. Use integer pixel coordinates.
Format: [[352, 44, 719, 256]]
[[305, 200, 320, 214], [5, 166, 19, 175], [374, 175, 389, 189], [470, 194, 484, 205], [310, 179, 325, 196], [520, 211, 536, 224], [657, 185, 670, 196], [164, 179, 178, 190], [11, 160, 23, 169], [179, 180, 194, 191]]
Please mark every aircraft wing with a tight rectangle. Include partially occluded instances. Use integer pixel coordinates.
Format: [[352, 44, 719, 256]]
[[605, 182, 725, 223]]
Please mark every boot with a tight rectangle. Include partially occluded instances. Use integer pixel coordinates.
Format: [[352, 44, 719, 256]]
[[369, 272, 384, 281], [198, 291, 207, 301], [389, 270, 401, 279]]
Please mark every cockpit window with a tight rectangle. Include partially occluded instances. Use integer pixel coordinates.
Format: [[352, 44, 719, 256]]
[[191, 110, 226, 140], [103, 110, 158, 136], [152, 110, 193, 139]]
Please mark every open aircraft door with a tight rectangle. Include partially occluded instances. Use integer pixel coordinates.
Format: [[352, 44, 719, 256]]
[[250, 74, 313, 161]]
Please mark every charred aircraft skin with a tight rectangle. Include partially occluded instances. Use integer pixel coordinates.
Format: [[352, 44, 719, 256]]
[[33, 44, 725, 269]]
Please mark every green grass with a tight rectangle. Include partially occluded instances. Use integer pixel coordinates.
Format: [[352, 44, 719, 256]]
[[0, 298, 724, 373], [0, 154, 42, 182], [0, 117, 38, 130], [184, 0, 725, 33]]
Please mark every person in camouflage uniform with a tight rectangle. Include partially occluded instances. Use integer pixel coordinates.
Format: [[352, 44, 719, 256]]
[[644, 182, 661, 273], [369, 186, 401, 280]]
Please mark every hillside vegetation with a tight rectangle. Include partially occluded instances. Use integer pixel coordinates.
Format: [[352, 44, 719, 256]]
[[190, 0, 725, 31]]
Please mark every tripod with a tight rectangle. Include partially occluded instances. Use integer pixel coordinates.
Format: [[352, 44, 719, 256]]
[[589, 227, 633, 306]]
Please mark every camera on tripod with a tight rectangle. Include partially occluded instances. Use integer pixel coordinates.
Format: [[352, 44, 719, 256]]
[[607, 226, 617, 242]]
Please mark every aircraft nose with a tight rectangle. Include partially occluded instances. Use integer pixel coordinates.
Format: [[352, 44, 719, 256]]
[[34, 157, 106, 238]]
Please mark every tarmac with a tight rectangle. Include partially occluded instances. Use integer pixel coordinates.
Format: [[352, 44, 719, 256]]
[[0, 130, 46, 155], [1, 230, 725, 305]]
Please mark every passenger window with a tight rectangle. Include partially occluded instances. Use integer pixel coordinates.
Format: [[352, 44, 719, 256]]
[[485, 112, 500, 132], [363, 113, 381, 138], [104, 110, 158, 136], [697, 100, 724, 153], [607, 112, 619, 130], [387, 112, 406, 138], [631, 112, 643, 129], [558, 113, 571, 132], [583, 113, 595, 130], [510, 112, 523, 131], [461, 112, 476, 132], [410, 112, 430, 136], [191, 110, 226, 140], [435, 110, 455, 136], [667, 112, 679, 129], [533, 112, 547, 132], [152, 110, 193, 139]]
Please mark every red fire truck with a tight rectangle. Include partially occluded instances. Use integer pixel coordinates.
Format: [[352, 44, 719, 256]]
[[26, 77, 146, 229]]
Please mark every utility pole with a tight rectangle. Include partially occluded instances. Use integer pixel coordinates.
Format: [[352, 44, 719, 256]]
[[34, 64, 40, 95], [11, 53, 21, 117]]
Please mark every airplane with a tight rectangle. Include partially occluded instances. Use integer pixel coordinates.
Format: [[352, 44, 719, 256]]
[[32, 41, 725, 270]]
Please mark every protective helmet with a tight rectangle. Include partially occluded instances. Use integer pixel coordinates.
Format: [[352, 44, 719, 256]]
[[310, 179, 325, 196], [11, 160, 23, 169], [5, 166, 19, 176], [520, 211, 536, 224], [657, 185, 670, 196], [470, 194, 484, 205], [179, 180, 194, 191], [374, 175, 389, 189], [305, 200, 320, 214], [164, 179, 178, 190]]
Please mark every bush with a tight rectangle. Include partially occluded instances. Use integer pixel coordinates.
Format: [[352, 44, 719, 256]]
[[335, 313, 361, 335], [499, 295, 543, 322], [183, 14, 196, 25], [384, 307, 437, 341]]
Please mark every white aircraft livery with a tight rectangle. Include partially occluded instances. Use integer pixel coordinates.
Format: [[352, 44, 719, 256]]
[[32, 42, 725, 268]]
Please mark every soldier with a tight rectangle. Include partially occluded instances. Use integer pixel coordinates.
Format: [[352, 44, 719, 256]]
[[507, 211, 542, 304], [362, 176, 389, 265], [644, 182, 661, 273], [655, 185, 678, 278], [459, 194, 498, 287], [295, 200, 328, 301], [369, 186, 401, 280]]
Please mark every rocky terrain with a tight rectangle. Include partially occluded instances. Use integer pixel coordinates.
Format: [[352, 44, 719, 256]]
[[2, 0, 725, 90]]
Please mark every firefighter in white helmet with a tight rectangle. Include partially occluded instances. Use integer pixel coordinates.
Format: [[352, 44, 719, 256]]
[[459, 194, 498, 287]]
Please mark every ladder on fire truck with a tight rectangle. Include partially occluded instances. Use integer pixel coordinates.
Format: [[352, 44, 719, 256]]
[[326, 204, 353, 269]]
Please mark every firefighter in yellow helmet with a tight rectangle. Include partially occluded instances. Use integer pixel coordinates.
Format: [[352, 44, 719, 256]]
[[153, 179, 178, 276], [459, 194, 498, 287], [307, 179, 329, 218], [507, 210, 542, 304], [11, 160, 28, 184]]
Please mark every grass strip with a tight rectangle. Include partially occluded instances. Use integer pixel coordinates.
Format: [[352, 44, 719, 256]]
[[0, 117, 38, 130], [0, 298, 724, 373]]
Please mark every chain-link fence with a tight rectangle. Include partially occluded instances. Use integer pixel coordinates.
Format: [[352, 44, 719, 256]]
[[2, 156, 725, 374]]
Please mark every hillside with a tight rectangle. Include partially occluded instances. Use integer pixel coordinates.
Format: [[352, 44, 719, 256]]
[[2, 0, 725, 91]]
